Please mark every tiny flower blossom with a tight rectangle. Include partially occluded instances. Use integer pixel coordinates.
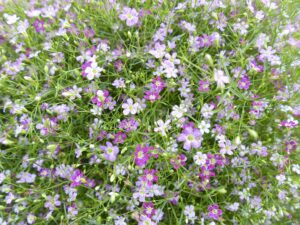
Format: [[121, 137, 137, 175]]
[[208, 204, 223, 220], [154, 119, 171, 136], [214, 69, 229, 89], [122, 98, 139, 115], [100, 142, 119, 162], [177, 125, 202, 151], [134, 145, 151, 167], [149, 42, 166, 59], [143, 202, 156, 218], [193, 152, 207, 166], [184, 205, 197, 223], [119, 7, 139, 26]]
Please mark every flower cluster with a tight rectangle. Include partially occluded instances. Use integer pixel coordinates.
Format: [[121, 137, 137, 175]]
[[0, 0, 299, 224]]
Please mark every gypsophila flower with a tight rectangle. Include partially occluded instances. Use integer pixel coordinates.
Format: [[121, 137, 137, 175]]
[[154, 119, 171, 136], [119, 7, 139, 27], [122, 98, 139, 115], [194, 152, 207, 166]]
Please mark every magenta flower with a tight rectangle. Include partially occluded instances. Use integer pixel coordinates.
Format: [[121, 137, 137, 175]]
[[177, 126, 202, 151], [119, 7, 139, 27], [208, 204, 223, 220], [134, 144, 150, 167], [238, 75, 251, 90], [100, 142, 119, 162], [143, 202, 156, 218]]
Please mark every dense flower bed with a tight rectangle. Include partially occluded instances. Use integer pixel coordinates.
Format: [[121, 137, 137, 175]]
[[0, 0, 300, 224]]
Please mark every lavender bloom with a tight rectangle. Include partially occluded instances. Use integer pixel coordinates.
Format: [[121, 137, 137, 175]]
[[100, 142, 119, 162], [119, 7, 139, 26], [44, 194, 61, 211], [177, 126, 202, 151], [16, 172, 36, 183]]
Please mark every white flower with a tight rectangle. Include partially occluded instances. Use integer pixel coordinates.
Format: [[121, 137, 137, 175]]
[[122, 98, 139, 115], [197, 120, 211, 134], [193, 152, 207, 166], [184, 205, 197, 222], [90, 105, 103, 116], [171, 104, 187, 119], [85, 62, 103, 80], [292, 164, 300, 174], [201, 103, 214, 119], [276, 174, 286, 185], [154, 119, 171, 136], [17, 20, 29, 33], [213, 69, 229, 89], [4, 14, 19, 25]]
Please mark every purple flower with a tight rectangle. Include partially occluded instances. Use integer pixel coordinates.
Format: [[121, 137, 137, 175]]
[[16, 172, 36, 183], [33, 19, 45, 33], [149, 42, 166, 58], [119, 117, 139, 132], [199, 80, 210, 92], [144, 90, 160, 102], [134, 144, 151, 167], [100, 142, 119, 162], [143, 202, 156, 218], [208, 204, 222, 220], [238, 75, 251, 90], [197, 34, 214, 47], [91, 90, 110, 107], [150, 76, 166, 92], [141, 169, 158, 186], [285, 140, 297, 153], [177, 126, 202, 151], [170, 154, 187, 170], [119, 7, 139, 26], [113, 132, 127, 144], [67, 203, 78, 219], [44, 194, 61, 211], [70, 169, 86, 187]]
